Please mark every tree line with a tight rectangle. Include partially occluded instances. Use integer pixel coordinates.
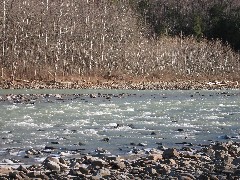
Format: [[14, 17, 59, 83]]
[[0, 0, 240, 82], [134, 0, 240, 50]]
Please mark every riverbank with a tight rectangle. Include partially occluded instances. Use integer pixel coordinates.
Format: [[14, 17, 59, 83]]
[[0, 141, 240, 179], [0, 79, 239, 90]]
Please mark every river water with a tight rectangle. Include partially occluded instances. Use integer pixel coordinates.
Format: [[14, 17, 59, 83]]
[[0, 89, 240, 161]]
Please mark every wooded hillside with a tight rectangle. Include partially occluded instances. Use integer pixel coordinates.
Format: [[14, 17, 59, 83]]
[[0, 0, 240, 82]]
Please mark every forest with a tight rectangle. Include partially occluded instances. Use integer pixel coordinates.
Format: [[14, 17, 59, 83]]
[[0, 0, 240, 83]]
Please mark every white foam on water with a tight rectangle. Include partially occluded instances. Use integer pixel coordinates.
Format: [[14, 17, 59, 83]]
[[115, 126, 133, 131], [34, 157, 47, 163], [206, 115, 222, 120], [126, 107, 134, 111], [106, 123, 118, 127], [25, 105, 35, 109], [14, 121, 38, 127], [4, 105, 19, 110], [39, 123, 53, 128], [200, 108, 220, 112], [99, 103, 117, 108], [84, 129, 99, 136], [64, 122, 87, 128], [86, 111, 112, 116], [23, 115, 33, 121], [212, 121, 230, 126], [142, 112, 152, 116], [52, 110, 65, 114], [219, 104, 237, 107], [140, 121, 157, 125], [92, 121, 99, 126]]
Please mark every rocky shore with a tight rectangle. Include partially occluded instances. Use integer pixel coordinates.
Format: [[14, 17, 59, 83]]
[[0, 79, 239, 90], [1, 141, 240, 179]]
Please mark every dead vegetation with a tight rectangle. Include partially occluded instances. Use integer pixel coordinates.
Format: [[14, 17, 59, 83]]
[[0, 0, 239, 84]]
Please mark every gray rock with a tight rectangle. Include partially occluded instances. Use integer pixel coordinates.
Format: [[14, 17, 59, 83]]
[[215, 150, 226, 159], [110, 161, 126, 169], [17, 165, 28, 174], [59, 157, 67, 165], [91, 174, 102, 180], [232, 158, 240, 165], [9, 171, 22, 179], [26, 171, 41, 178], [180, 173, 196, 180], [106, 156, 121, 161], [45, 157, 60, 164], [213, 143, 228, 151], [79, 166, 89, 175], [163, 148, 180, 159], [138, 143, 147, 147], [234, 169, 240, 176], [18, 171, 31, 179], [90, 94, 97, 98], [98, 168, 111, 177], [145, 167, 157, 174], [91, 159, 107, 168], [148, 153, 163, 161], [44, 160, 61, 171], [179, 176, 194, 180]]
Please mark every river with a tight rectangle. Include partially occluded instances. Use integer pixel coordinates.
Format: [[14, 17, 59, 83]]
[[0, 89, 240, 163]]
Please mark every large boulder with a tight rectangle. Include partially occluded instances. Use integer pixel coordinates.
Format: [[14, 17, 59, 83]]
[[43, 157, 61, 171]]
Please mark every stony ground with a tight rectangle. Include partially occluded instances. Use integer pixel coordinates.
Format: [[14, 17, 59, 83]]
[[0, 79, 239, 90], [0, 141, 240, 179]]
